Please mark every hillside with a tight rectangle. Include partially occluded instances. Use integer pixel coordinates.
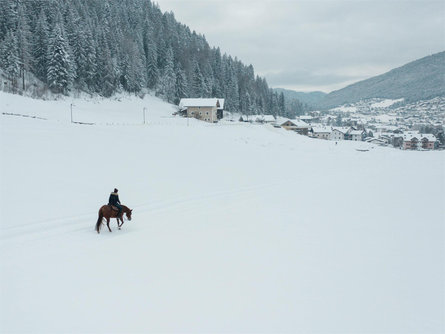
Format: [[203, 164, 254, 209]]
[[317, 51, 445, 109], [1, 92, 444, 333], [0, 0, 283, 115], [274, 88, 327, 106]]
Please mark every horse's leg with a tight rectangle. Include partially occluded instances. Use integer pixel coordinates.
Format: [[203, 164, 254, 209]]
[[107, 218, 112, 232]]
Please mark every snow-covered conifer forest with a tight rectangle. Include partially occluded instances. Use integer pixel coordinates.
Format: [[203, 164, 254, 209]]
[[0, 0, 298, 116]]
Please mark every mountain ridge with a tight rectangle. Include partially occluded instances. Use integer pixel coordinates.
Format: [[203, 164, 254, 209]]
[[316, 51, 445, 109], [273, 88, 327, 107]]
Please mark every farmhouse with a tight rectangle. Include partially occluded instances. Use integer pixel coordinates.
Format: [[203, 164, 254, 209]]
[[179, 98, 224, 123], [280, 119, 310, 135]]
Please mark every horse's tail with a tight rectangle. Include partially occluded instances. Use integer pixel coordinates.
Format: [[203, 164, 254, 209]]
[[96, 208, 104, 233]]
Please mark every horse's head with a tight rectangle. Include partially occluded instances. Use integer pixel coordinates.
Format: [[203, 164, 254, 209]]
[[126, 209, 133, 221]]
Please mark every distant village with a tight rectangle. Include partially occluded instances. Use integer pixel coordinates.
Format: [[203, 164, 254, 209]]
[[178, 97, 445, 151]]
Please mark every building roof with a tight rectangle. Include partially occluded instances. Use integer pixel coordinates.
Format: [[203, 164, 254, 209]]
[[281, 119, 309, 128], [179, 98, 225, 109], [311, 126, 332, 134], [403, 133, 437, 142], [332, 127, 351, 134], [365, 138, 386, 144], [262, 115, 276, 122], [349, 130, 365, 135]]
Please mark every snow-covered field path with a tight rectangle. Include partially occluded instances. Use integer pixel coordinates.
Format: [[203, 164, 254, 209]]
[[1, 93, 444, 333]]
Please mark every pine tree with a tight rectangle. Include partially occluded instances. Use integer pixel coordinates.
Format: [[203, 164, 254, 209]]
[[4, 0, 18, 32], [95, 36, 116, 97], [63, 3, 81, 86], [175, 65, 188, 104], [15, 4, 32, 90], [119, 37, 145, 93], [241, 91, 252, 115], [191, 61, 204, 97], [33, 9, 49, 83], [159, 46, 176, 102], [47, 21, 73, 94], [0, 0, 10, 41], [143, 24, 159, 90], [211, 47, 223, 96], [225, 67, 239, 112], [83, 25, 97, 91], [278, 92, 286, 117], [0, 30, 20, 91], [156, 33, 167, 70]]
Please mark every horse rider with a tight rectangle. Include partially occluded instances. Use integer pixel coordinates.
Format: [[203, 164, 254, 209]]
[[108, 188, 122, 217]]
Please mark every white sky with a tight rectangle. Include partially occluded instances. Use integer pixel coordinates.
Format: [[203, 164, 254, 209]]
[[155, 0, 445, 93]]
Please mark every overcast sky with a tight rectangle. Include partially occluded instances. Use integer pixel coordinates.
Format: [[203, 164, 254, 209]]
[[155, 0, 445, 93]]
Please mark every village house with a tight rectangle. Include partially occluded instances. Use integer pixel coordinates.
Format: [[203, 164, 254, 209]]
[[376, 133, 395, 145], [330, 127, 350, 141], [402, 133, 437, 150], [349, 129, 367, 141], [310, 126, 331, 140], [179, 98, 224, 123], [300, 115, 313, 123], [280, 119, 310, 135], [262, 115, 276, 123]]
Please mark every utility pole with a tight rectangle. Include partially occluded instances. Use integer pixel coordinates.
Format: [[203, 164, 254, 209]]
[[70, 103, 75, 123], [143, 107, 147, 124]]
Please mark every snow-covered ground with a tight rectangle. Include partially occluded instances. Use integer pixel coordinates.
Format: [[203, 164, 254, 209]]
[[370, 98, 404, 109], [1, 92, 444, 333], [330, 105, 358, 113]]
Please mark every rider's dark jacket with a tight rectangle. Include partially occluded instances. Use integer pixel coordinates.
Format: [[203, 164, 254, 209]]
[[108, 192, 121, 206]]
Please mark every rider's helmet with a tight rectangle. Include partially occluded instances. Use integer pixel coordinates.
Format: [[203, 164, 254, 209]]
[[114, 188, 118, 193]]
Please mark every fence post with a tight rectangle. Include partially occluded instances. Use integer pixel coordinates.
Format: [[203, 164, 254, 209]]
[[70, 103, 74, 123]]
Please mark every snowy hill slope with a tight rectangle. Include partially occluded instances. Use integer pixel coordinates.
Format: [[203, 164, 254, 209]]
[[274, 88, 327, 107], [318, 51, 445, 109], [1, 92, 444, 333]]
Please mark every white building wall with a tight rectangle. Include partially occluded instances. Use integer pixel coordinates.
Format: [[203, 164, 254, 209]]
[[314, 132, 330, 140], [187, 106, 217, 123], [330, 130, 344, 141]]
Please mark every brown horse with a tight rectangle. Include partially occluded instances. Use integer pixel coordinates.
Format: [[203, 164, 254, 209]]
[[96, 204, 133, 233]]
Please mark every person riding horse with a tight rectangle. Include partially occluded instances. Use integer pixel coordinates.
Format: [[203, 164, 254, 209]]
[[108, 188, 123, 217]]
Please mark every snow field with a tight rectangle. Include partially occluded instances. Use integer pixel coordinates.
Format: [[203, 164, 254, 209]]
[[0, 92, 444, 333]]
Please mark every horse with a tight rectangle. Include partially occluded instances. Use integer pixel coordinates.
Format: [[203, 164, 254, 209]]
[[96, 204, 133, 233]]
